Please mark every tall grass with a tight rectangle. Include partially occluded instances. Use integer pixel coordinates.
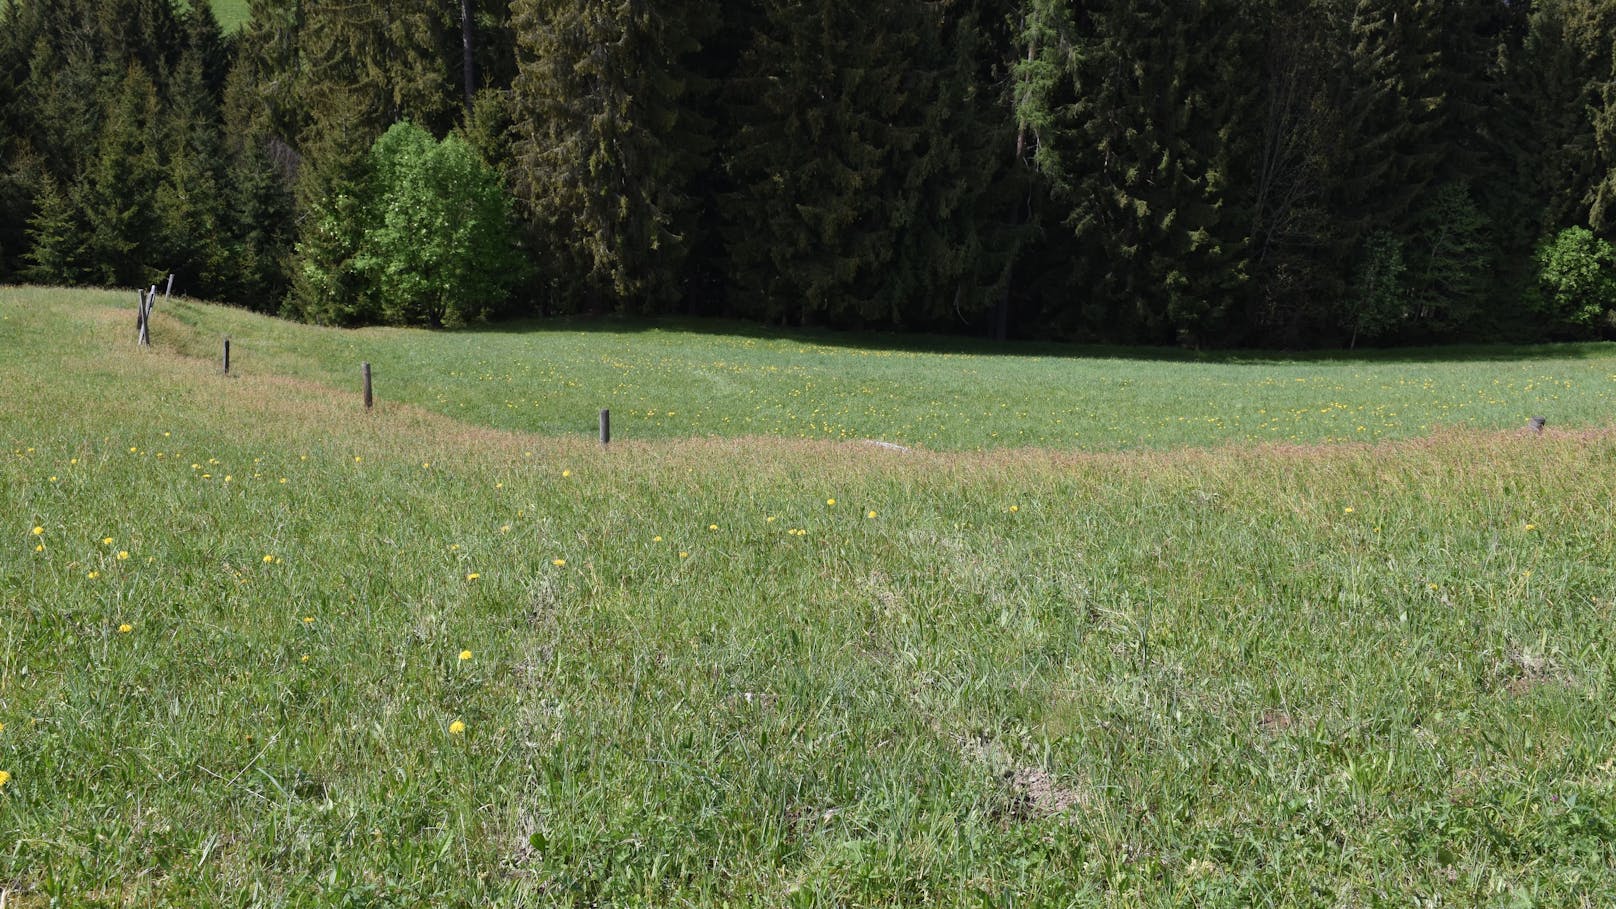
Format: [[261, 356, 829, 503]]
[[2, 287, 1614, 905]]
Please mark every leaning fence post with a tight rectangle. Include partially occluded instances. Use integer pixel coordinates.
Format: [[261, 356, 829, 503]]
[[137, 288, 152, 347], [163, 273, 174, 306], [363, 362, 373, 410]]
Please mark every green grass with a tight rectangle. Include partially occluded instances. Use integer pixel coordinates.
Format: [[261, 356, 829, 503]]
[[4, 286, 1616, 905], [206, 0, 250, 32], [153, 293, 1616, 452]]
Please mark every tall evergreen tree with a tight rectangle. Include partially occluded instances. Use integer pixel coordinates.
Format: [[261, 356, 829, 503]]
[[510, 0, 720, 313], [75, 62, 165, 288], [1052, 0, 1263, 344]]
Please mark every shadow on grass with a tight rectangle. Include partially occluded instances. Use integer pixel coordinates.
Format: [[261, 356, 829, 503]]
[[462, 312, 1616, 367]]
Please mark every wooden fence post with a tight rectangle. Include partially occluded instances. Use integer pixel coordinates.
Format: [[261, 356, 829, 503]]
[[363, 362, 373, 410], [137, 288, 153, 347], [600, 409, 611, 446], [163, 273, 174, 307], [223, 338, 231, 375]]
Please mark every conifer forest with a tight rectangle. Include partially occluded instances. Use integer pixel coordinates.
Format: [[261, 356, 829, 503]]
[[3, 0, 1616, 347]]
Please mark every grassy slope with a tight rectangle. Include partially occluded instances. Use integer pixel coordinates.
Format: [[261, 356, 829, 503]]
[[158, 294, 1616, 452], [3, 287, 1616, 905], [207, 0, 250, 32]]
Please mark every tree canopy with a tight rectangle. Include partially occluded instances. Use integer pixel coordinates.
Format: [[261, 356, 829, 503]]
[[4, 0, 1616, 346]]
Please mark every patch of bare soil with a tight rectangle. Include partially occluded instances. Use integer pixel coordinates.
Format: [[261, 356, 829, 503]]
[[1258, 708, 1296, 734], [963, 734, 1090, 824]]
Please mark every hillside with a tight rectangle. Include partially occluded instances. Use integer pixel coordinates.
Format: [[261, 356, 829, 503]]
[[143, 289, 1616, 452], [3, 287, 1615, 905]]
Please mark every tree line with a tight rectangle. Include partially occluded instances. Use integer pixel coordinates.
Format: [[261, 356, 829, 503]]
[[3, 0, 1615, 346]]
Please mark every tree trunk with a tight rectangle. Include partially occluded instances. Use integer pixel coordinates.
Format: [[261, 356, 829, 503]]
[[461, 0, 476, 112]]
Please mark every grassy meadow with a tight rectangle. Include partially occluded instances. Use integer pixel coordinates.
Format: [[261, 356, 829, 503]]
[[206, 0, 251, 32], [154, 294, 1616, 452], [3, 286, 1616, 905]]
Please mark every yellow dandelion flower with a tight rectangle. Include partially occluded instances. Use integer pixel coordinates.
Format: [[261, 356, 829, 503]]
[[33, 544, 42, 552], [31, 526, 42, 536], [102, 537, 113, 545], [552, 558, 566, 567], [302, 616, 315, 624], [354, 456, 362, 463], [459, 650, 472, 661], [826, 498, 836, 507], [116, 551, 129, 561], [449, 544, 460, 551], [1009, 505, 1020, 513], [300, 654, 309, 663], [708, 524, 718, 531], [117, 623, 132, 634], [466, 572, 480, 581], [653, 535, 663, 542], [87, 570, 100, 579], [449, 720, 466, 735], [499, 525, 511, 533], [1343, 507, 1355, 514], [562, 469, 572, 478], [766, 516, 777, 523], [679, 551, 689, 559], [48, 476, 57, 483], [1525, 523, 1537, 531], [263, 554, 276, 564], [867, 511, 877, 519], [0, 770, 10, 788]]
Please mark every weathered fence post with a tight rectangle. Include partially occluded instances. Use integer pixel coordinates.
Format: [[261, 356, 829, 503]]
[[599, 409, 611, 447], [363, 362, 373, 410], [222, 338, 231, 375], [137, 288, 153, 347], [163, 273, 174, 307]]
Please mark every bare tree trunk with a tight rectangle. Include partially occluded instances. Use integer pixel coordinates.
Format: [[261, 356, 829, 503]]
[[461, 0, 477, 112]]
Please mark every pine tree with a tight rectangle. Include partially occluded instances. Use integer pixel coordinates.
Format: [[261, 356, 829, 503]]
[[1057, 0, 1263, 344], [23, 174, 88, 284], [1588, 2, 1616, 232], [721, 0, 1017, 329], [153, 46, 232, 298], [510, 0, 720, 313], [76, 62, 165, 288]]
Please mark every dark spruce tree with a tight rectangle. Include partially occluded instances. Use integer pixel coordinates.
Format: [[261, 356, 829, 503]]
[[509, 0, 720, 313], [1050, 0, 1263, 345], [722, 0, 1019, 330]]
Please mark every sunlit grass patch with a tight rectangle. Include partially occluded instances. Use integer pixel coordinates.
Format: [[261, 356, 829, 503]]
[[2, 286, 1615, 904]]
